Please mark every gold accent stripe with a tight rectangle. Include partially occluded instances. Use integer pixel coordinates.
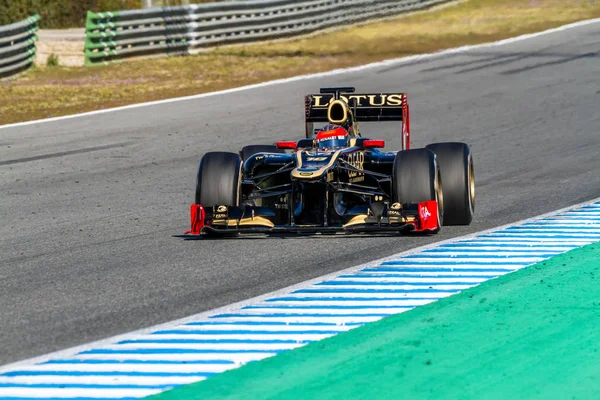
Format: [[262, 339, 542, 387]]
[[212, 216, 275, 228]]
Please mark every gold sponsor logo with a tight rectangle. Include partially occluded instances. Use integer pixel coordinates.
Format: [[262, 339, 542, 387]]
[[312, 94, 404, 108], [347, 151, 364, 179], [299, 172, 313, 176], [217, 205, 227, 213], [388, 210, 402, 216], [214, 213, 228, 219], [390, 203, 402, 210]]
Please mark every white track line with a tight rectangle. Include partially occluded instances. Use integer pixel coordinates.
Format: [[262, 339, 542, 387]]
[[1, 18, 599, 131]]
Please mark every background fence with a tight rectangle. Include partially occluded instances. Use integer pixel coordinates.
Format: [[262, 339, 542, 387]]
[[84, 0, 452, 66], [0, 15, 40, 78]]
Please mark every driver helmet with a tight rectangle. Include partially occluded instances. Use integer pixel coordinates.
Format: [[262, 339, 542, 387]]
[[315, 124, 349, 149]]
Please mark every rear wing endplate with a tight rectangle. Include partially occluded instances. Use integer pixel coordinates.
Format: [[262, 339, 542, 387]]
[[304, 90, 410, 150]]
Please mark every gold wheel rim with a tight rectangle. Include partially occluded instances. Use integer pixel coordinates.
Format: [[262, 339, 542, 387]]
[[435, 165, 444, 223], [469, 156, 475, 208]]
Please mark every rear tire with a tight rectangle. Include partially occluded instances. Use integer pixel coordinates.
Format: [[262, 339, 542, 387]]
[[241, 145, 283, 162], [393, 149, 443, 231], [426, 142, 474, 225], [195, 152, 242, 207]]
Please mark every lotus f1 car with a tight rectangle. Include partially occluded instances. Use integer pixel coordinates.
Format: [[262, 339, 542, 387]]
[[185, 87, 475, 236]]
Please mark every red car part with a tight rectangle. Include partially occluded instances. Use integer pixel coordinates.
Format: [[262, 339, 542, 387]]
[[414, 200, 440, 232], [185, 204, 205, 235], [402, 94, 410, 150]]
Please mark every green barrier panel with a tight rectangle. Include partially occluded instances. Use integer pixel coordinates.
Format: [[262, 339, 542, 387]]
[[82, 0, 455, 66]]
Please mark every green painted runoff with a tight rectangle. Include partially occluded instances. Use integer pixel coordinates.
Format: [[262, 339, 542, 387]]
[[151, 244, 600, 400]]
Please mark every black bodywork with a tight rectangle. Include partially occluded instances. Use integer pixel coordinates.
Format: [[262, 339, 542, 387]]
[[193, 87, 430, 235], [239, 142, 397, 227]]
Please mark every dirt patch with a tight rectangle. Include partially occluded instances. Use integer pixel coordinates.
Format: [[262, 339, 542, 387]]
[[36, 40, 84, 67]]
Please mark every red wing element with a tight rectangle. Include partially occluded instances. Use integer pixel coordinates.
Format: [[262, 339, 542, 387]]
[[402, 94, 410, 150], [415, 200, 440, 232], [185, 204, 205, 235], [276, 141, 298, 150], [363, 140, 385, 149]]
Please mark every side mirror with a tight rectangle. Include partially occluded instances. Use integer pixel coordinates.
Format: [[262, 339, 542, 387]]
[[276, 141, 297, 150], [363, 140, 385, 149]]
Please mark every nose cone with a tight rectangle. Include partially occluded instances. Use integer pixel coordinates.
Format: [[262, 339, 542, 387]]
[[291, 151, 336, 180]]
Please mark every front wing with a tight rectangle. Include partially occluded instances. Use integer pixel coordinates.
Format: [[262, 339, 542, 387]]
[[183, 201, 440, 236]]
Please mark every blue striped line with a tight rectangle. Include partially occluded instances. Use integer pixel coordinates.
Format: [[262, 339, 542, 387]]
[[1, 370, 215, 378], [507, 226, 600, 231], [242, 305, 415, 310], [80, 349, 282, 354], [433, 243, 574, 249], [422, 247, 565, 253], [185, 321, 365, 326], [361, 267, 516, 273], [507, 230, 600, 234], [546, 211, 600, 214], [543, 222, 600, 225], [477, 234, 600, 239], [517, 223, 600, 228], [209, 313, 394, 318], [455, 238, 590, 242], [266, 296, 444, 302], [502, 230, 600, 234], [43, 358, 235, 365], [401, 253, 556, 258], [519, 230, 600, 233], [314, 280, 477, 286], [296, 287, 460, 293], [339, 274, 498, 279], [380, 260, 529, 265], [536, 222, 600, 226], [293, 288, 456, 294], [540, 213, 600, 217], [118, 339, 307, 345], [152, 329, 342, 335], [544, 216, 600, 220], [0, 382, 175, 389]]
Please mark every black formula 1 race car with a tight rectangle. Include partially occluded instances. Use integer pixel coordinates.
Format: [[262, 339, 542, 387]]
[[185, 87, 474, 236]]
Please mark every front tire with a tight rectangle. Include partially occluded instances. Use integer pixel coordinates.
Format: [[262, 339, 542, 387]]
[[393, 148, 443, 232], [426, 142, 474, 226], [195, 152, 242, 207]]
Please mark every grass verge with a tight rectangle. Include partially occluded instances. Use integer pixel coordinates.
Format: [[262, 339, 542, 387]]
[[1, 0, 599, 125]]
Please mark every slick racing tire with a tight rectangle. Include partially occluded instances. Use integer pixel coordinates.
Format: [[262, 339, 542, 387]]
[[426, 142, 474, 226], [195, 152, 242, 207], [393, 148, 443, 232], [241, 145, 284, 162]]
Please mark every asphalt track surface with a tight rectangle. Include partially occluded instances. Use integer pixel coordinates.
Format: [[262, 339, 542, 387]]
[[1, 21, 599, 365]]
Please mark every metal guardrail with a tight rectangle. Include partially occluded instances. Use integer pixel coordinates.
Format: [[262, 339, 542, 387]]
[[0, 15, 40, 78], [84, 0, 452, 66]]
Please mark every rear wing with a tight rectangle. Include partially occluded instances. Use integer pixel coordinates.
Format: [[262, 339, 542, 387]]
[[304, 88, 410, 150]]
